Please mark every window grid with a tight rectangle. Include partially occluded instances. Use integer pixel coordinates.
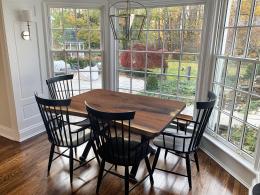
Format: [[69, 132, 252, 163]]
[[209, 56, 260, 160], [49, 8, 103, 93], [116, 5, 204, 111]]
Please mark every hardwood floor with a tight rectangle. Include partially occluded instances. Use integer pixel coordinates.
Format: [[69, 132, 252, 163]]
[[0, 134, 248, 195]]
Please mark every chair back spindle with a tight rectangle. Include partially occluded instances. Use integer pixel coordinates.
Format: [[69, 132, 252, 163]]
[[46, 74, 74, 100], [87, 105, 149, 166]]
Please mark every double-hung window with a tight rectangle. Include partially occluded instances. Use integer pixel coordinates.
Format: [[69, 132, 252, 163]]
[[115, 5, 204, 114], [49, 7, 103, 94], [208, 0, 260, 162]]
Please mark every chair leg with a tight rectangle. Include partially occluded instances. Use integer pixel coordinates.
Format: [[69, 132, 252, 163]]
[[69, 148, 74, 184], [164, 149, 168, 159], [47, 144, 55, 175], [74, 147, 77, 157], [185, 153, 192, 189], [96, 159, 105, 194], [152, 148, 161, 174], [91, 141, 100, 166], [194, 151, 200, 172], [145, 157, 154, 185], [79, 141, 92, 163], [125, 166, 129, 195]]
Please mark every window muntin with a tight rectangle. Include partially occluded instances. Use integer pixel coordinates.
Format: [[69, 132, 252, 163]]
[[116, 5, 204, 114], [49, 8, 103, 94]]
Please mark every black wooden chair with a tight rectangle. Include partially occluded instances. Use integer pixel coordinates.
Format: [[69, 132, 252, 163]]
[[35, 94, 99, 184], [152, 91, 216, 189], [46, 74, 90, 127], [86, 104, 154, 195]]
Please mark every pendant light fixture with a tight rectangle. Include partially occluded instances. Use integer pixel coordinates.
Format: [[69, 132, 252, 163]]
[[109, 0, 147, 41]]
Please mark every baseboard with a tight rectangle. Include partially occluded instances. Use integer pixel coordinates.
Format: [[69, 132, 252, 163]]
[[0, 124, 19, 141], [19, 122, 45, 142], [200, 134, 256, 189]]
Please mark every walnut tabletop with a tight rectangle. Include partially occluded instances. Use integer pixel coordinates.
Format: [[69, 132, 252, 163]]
[[69, 89, 186, 138]]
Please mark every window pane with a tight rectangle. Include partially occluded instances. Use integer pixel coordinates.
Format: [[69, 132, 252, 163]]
[[164, 7, 182, 29], [247, 95, 260, 128], [214, 58, 226, 83], [225, 0, 239, 27], [234, 28, 248, 57], [178, 77, 196, 99], [218, 112, 230, 139], [89, 9, 101, 29], [63, 8, 76, 28], [161, 76, 177, 95], [118, 71, 131, 90], [75, 9, 88, 29], [230, 118, 244, 147], [233, 91, 249, 120], [183, 31, 201, 53], [165, 54, 180, 75], [51, 30, 64, 50], [180, 54, 198, 77], [131, 71, 145, 92], [183, 5, 204, 29], [118, 51, 131, 70], [147, 31, 163, 50], [238, 0, 253, 26], [237, 62, 254, 91], [222, 28, 235, 55], [90, 31, 101, 49], [76, 29, 89, 49], [222, 87, 235, 113], [146, 74, 160, 93], [208, 108, 219, 132], [253, 64, 260, 95], [52, 52, 68, 75], [225, 60, 238, 87], [148, 8, 164, 30], [50, 8, 63, 29], [242, 125, 258, 155], [247, 27, 260, 59], [253, 0, 260, 25], [164, 31, 181, 52], [212, 84, 223, 108]]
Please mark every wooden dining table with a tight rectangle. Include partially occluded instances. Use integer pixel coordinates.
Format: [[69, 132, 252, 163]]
[[69, 89, 186, 180], [69, 89, 186, 137]]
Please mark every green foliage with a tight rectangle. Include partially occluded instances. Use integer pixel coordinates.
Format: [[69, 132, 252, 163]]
[[146, 75, 159, 91], [67, 57, 90, 69]]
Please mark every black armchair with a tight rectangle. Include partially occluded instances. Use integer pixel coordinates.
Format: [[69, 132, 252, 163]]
[[152, 91, 216, 189]]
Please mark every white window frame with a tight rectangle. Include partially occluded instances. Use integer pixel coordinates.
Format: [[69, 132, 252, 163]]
[[44, 2, 107, 92], [208, 0, 260, 164]]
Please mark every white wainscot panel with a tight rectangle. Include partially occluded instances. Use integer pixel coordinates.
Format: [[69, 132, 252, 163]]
[[14, 22, 43, 99]]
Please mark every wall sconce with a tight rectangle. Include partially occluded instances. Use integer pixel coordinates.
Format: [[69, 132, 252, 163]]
[[21, 10, 32, 40]]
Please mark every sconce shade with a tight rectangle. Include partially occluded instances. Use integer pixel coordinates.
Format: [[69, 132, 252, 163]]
[[21, 10, 32, 22], [109, 1, 147, 41]]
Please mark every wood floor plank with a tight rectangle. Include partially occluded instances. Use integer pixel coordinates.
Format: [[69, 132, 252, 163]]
[[0, 134, 248, 195]]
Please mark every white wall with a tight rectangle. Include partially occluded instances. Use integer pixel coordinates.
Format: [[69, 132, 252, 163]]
[[2, 0, 49, 141]]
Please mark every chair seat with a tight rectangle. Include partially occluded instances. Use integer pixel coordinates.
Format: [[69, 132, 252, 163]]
[[56, 125, 91, 147], [153, 127, 192, 153], [69, 116, 91, 127], [98, 138, 150, 166]]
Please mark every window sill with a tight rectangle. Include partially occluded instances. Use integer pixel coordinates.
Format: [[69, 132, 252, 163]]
[[203, 132, 256, 174]]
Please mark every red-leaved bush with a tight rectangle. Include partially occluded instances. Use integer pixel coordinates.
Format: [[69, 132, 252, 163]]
[[120, 43, 168, 70]]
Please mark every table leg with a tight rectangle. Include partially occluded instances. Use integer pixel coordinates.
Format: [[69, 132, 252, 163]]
[[79, 141, 92, 163]]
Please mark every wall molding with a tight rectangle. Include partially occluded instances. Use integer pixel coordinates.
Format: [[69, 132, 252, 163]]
[[19, 122, 45, 142], [0, 124, 19, 141]]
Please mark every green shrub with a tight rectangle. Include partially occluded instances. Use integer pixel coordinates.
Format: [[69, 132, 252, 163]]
[[146, 75, 159, 91]]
